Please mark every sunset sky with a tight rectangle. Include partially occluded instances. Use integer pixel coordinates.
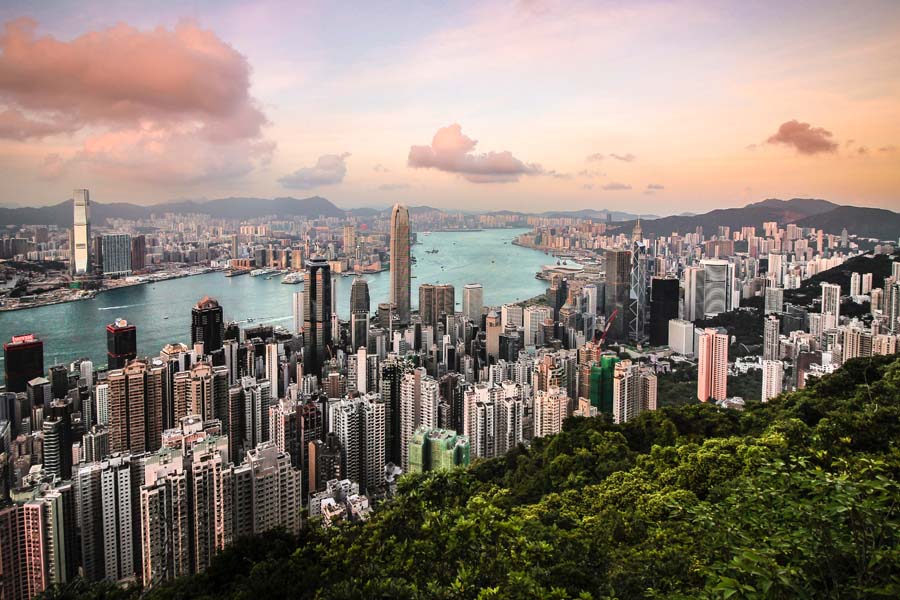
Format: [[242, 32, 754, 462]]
[[0, 0, 898, 213]]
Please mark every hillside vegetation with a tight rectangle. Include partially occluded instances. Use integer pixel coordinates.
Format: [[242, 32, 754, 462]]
[[42, 355, 900, 599]]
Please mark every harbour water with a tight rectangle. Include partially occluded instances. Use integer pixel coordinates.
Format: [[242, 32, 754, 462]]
[[0, 228, 551, 382]]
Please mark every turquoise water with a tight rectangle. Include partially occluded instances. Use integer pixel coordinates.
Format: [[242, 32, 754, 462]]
[[0, 228, 550, 381]]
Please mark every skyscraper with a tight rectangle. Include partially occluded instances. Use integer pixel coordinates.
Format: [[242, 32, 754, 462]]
[[648, 277, 679, 346], [611, 360, 657, 424], [106, 318, 137, 370], [3, 334, 44, 393], [292, 291, 304, 335], [697, 259, 730, 317], [762, 360, 784, 402], [604, 249, 630, 342], [399, 367, 439, 471], [419, 283, 455, 326], [629, 220, 649, 344], [820, 282, 841, 329], [462, 283, 484, 325], [350, 276, 371, 314], [697, 327, 729, 402], [101, 234, 132, 277], [303, 258, 332, 377], [192, 296, 225, 355], [764, 286, 784, 315], [130, 235, 146, 272], [329, 393, 385, 494], [72, 189, 91, 275], [523, 305, 552, 347], [533, 385, 568, 438], [389, 204, 411, 326], [107, 359, 166, 453], [350, 277, 370, 351], [763, 315, 780, 361]]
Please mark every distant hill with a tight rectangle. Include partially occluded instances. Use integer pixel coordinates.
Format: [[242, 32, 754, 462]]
[[794, 206, 900, 240], [534, 208, 656, 221], [610, 198, 842, 237], [0, 196, 344, 227], [783, 250, 899, 307]]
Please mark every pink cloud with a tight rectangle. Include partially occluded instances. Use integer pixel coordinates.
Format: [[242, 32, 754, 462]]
[[766, 120, 838, 155], [408, 123, 542, 183], [279, 153, 351, 189], [585, 152, 635, 162], [0, 108, 79, 140], [0, 18, 266, 141], [63, 125, 274, 184], [0, 18, 271, 184]]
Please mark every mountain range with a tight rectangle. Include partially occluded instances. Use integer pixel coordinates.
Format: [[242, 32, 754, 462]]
[[609, 198, 900, 239], [1, 196, 898, 239]]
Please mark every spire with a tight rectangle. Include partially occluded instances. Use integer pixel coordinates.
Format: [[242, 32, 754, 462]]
[[632, 216, 643, 243]]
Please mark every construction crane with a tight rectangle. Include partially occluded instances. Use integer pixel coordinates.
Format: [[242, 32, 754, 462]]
[[598, 308, 618, 346]]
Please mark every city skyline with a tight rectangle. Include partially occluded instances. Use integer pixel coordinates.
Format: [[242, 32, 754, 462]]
[[1, 1, 899, 212], [1, 3, 900, 597]]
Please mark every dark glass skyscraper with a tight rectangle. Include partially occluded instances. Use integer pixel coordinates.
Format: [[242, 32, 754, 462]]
[[604, 249, 631, 342], [3, 334, 44, 393], [303, 258, 332, 377], [390, 204, 411, 326], [350, 277, 371, 314], [419, 283, 455, 326], [350, 277, 370, 352], [106, 318, 137, 370], [191, 296, 225, 354], [649, 277, 680, 346]]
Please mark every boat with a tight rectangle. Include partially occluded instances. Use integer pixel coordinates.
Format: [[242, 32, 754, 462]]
[[426, 249, 439, 254], [163, 315, 169, 320], [225, 268, 251, 277], [250, 268, 269, 277], [282, 272, 303, 284]]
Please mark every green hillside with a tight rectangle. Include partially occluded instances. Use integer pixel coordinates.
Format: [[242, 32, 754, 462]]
[[42, 355, 900, 600]]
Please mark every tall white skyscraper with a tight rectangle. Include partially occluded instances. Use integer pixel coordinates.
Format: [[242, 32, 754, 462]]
[[399, 368, 439, 470], [463, 283, 484, 324], [762, 360, 784, 402], [292, 291, 304, 334], [764, 286, 784, 315], [667, 319, 694, 356], [265, 342, 280, 398], [582, 284, 598, 315], [500, 303, 524, 329], [763, 314, 780, 361], [850, 272, 861, 297], [72, 189, 91, 275], [533, 385, 568, 439], [524, 305, 553, 347], [611, 360, 658, 424], [821, 282, 841, 329]]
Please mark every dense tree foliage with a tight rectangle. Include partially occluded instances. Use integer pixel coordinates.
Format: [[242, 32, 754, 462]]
[[43, 355, 900, 599]]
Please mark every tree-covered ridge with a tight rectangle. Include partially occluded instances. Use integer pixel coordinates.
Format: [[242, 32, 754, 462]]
[[42, 356, 900, 599]]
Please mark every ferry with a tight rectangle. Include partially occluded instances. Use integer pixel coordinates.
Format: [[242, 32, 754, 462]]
[[282, 272, 303, 284], [250, 268, 270, 277]]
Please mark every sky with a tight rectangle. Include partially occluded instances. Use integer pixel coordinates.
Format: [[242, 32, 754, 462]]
[[0, 0, 898, 214]]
